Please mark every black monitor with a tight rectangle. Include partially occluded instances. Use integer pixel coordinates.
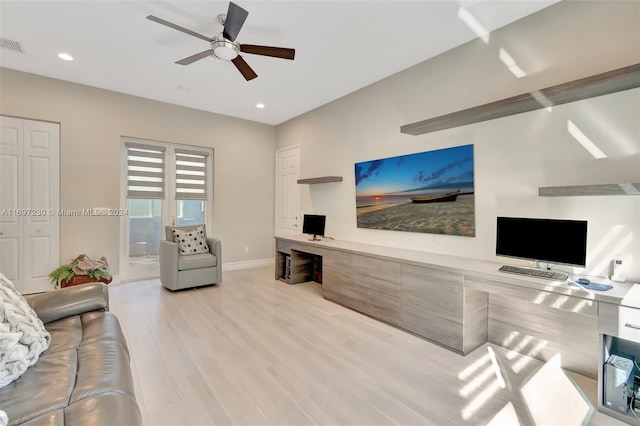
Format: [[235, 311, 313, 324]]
[[496, 216, 588, 267], [302, 214, 326, 241]]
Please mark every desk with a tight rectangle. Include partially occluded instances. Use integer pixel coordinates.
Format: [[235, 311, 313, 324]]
[[276, 236, 637, 364], [276, 235, 640, 423], [276, 235, 640, 422]]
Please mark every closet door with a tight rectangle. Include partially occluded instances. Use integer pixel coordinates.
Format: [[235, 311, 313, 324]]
[[0, 116, 60, 293], [0, 117, 23, 283]]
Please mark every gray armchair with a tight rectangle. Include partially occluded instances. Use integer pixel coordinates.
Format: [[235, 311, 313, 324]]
[[160, 225, 222, 291]]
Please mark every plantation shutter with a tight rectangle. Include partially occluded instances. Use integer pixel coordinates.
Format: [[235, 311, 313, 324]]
[[126, 142, 166, 199], [175, 148, 209, 200]]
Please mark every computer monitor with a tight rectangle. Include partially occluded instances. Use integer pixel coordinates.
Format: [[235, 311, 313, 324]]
[[496, 216, 587, 267], [302, 214, 326, 241]]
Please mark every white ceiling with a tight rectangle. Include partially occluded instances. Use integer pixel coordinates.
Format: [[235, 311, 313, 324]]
[[0, 1, 558, 125]]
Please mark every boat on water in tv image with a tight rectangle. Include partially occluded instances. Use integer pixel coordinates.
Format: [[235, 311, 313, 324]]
[[411, 189, 460, 203]]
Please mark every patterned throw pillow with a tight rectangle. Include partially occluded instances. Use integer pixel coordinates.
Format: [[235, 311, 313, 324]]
[[172, 225, 210, 255], [0, 272, 51, 388]]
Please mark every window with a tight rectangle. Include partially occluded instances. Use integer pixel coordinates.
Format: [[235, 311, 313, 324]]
[[176, 199, 205, 226]]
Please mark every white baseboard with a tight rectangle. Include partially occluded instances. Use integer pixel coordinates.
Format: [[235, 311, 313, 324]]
[[223, 258, 272, 271]]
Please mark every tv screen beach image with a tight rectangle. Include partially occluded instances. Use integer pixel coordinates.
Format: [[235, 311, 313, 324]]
[[355, 144, 475, 237]]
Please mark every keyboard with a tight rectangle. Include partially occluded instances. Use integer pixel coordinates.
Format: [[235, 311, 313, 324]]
[[499, 265, 568, 281]]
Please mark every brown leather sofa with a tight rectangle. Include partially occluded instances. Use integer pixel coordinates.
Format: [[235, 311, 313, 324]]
[[0, 283, 142, 426]]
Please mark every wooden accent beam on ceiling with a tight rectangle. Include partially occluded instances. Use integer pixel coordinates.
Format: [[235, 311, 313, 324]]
[[400, 63, 640, 136]]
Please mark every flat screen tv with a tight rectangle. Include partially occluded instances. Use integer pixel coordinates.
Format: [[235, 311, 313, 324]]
[[496, 216, 588, 267], [302, 214, 326, 241]]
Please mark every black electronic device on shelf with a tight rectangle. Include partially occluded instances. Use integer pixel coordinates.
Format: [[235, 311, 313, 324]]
[[302, 214, 326, 241]]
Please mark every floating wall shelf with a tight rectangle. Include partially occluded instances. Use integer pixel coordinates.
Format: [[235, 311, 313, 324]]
[[539, 183, 640, 197], [297, 176, 343, 184], [401, 63, 640, 136]]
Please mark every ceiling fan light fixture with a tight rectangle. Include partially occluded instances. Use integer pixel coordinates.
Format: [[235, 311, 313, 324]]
[[213, 40, 238, 61]]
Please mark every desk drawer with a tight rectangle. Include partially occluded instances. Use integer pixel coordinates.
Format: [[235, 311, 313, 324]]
[[599, 303, 640, 342]]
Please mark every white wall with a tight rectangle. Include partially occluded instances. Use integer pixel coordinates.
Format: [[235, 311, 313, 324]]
[[0, 69, 276, 275], [276, 1, 640, 281]]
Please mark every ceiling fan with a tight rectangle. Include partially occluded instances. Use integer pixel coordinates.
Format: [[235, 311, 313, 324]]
[[147, 2, 295, 81]]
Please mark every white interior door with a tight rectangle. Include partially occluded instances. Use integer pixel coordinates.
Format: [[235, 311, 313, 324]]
[[0, 117, 24, 284], [0, 116, 60, 293], [275, 145, 300, 236]]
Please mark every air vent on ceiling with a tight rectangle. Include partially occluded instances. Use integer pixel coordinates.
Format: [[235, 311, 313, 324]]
[[0, 38, 25, 54]]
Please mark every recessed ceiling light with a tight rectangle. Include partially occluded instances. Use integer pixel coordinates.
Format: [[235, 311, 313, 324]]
[[256, 103, 265, 109], [57, 53, 73, 61]]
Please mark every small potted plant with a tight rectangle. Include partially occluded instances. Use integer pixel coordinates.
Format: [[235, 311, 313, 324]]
[[49, 254, 112, 289]]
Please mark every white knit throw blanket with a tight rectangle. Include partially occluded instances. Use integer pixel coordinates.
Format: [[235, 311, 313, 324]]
[[0, 273, 51, 388]]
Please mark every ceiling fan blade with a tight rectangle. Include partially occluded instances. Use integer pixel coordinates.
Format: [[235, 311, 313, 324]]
[[223, 2, 249, 42], [147, 15, 213, 42], [240, 44, 295, 60], [175, 49, 215, 65], [232, 56, 258, 81]]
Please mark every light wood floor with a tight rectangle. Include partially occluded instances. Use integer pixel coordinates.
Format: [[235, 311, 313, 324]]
[[109, 266, 623, 426]]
